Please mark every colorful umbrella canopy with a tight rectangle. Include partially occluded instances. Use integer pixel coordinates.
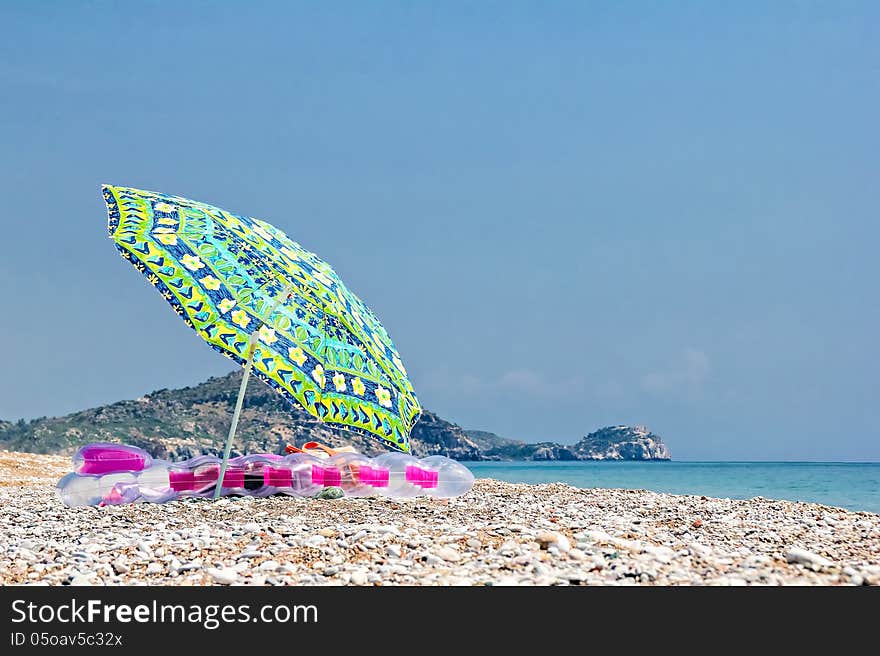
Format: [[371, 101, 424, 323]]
[[103, 185, 421, 478]]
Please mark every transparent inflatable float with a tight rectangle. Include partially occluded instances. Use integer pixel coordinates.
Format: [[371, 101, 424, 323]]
[[57, 443, 475, 506]]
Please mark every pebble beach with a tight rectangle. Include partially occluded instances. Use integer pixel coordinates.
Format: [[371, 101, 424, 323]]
[[2, 450, 878, 586]]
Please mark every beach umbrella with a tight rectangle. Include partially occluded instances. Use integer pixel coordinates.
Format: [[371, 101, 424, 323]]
[[102, 185, 421, 498]]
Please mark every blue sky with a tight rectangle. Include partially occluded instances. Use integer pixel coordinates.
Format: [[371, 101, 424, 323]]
[[1, 2, 877, 460]]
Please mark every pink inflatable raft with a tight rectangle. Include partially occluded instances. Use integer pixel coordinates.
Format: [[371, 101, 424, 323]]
[[56, 443, 475, 506]]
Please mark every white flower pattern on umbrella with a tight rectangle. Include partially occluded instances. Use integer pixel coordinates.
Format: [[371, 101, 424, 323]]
[[375, 386, 392, 408], [351, 377, 366, 396], [231, 309, 250, 328], [258, 325, 277, 344], [201, 276, 221, 290], [181, 254, 204, 271], [288, 347, 307, 367], [312, 364, 325, 388]]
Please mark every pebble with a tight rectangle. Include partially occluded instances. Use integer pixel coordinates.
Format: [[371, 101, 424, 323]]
[[238, 550, 261, 559], [17, 549, 38, 562], [785, 548, 833, 571], [178, 559, 203, 571], [537, 531, 571, 553], [207, 567, 239, 585], [314, 487, 344, 500], [433, 546, 461, 563]]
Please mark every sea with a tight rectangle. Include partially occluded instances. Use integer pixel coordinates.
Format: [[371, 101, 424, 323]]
[[465, 461, 880, 514]]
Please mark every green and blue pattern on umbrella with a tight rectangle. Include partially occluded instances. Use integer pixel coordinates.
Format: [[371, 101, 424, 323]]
[[103, 185, 420, 452]]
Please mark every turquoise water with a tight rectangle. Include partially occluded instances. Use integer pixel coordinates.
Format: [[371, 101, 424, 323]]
[[465, 461, 880, 514]]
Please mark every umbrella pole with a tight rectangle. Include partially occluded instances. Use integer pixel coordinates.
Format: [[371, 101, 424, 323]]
[[213, 334, 259, 499], [213, 284, 296, 500]]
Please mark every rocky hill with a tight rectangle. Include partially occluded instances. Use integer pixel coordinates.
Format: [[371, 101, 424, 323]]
[[465, 425, 671, 461], [573, 425, 670, 460], [0, 371, 669, 461], [0, 371, 481, 461]]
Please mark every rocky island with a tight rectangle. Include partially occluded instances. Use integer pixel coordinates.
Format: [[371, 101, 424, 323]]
[[467, 425, 670, 461]]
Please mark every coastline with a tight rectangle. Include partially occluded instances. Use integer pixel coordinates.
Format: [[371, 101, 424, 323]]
[[2, 451, 878, 586], [465, 460, 880, 514]]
